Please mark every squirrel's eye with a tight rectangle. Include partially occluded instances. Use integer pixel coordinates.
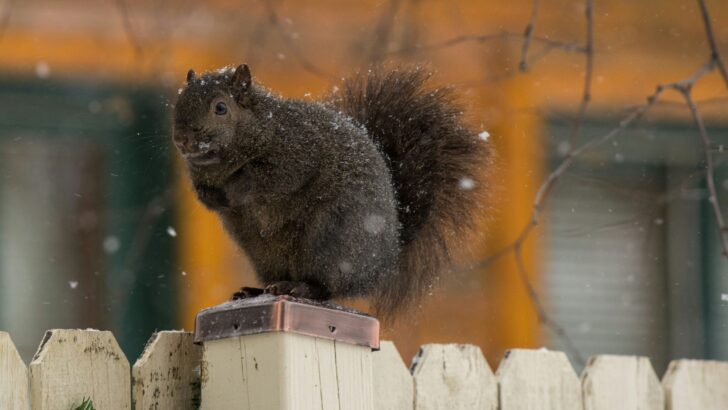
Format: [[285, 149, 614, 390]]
[[214, 102, 228, 115]]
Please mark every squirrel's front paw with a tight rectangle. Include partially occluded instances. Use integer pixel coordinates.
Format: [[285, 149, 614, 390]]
[[194, 184, 229, 209], [231, 286, 265, 300], [265, 281, 331, 300]]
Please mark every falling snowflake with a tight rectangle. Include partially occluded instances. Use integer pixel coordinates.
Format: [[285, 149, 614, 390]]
[[478, 131, 490, 141], [167, 226, 177, 237], [459, 178, 475, 190], [68, 281, 79, 290], [557, 141, 571, 156], [103, 236, 121, 254], [35, 61, 50, 78], [88, 100, 102, 114]]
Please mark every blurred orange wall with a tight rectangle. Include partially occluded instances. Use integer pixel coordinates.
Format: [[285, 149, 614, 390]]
[[2, 0, 725, 364]]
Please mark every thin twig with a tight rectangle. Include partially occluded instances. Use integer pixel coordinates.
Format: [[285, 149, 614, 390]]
[[624, 95, 728, 110], [368, 0, 403, 63], [114, 0, 143, 58], [676, 85, 728, 255], [519, 0, 541, 71], [567, 0, 594, 147], [470, 53, 716, 362], [0, 0, 15, 43], [468, 0, 728, 362], [525, 61, 716, 245], [390, 31, 585, 56], [697, 0, 728, 87], [245, 9, 274, 67], [260, 0, 335, 79], [513, 244, 586, 366]]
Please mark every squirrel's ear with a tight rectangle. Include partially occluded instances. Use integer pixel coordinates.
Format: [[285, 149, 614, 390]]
[[232, 64, 251, 91], [186, 69, 196, 83]]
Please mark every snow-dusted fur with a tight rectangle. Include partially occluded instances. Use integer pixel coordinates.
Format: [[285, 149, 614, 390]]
[[331, 67, 488, 318], [173, 65, 488, 319]]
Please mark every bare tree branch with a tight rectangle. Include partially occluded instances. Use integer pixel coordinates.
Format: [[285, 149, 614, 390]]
[[697, 0, 728, 87], [245, 6, 275, 67], [114, 0, 144, 58], [519, 0, 541, 71], [467, 67, 702, 366], [512, 243, 586, 366], [259, 0, 335, 79], [390, 31, 585, 56], [568, 0, 594, 147], [0, 0, 15, 43], [368, 0, 403, 63], [466, 0, 728, 364], [675, 83, 728, 255]]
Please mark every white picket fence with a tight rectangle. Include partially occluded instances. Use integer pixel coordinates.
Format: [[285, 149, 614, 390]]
[[1, 329, 727, 409]]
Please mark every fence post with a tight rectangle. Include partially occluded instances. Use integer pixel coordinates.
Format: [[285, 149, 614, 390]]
[[496, 348, 582, 410], [411, 343, 497, 410], [662, 359, 728, 410], [0, 331, 30, 409], [132, 330, 202, 410], [195, 294, 379, 410], [29, 329, 130, 410], [581, 355, 663, 410], [373, 340, 414, 410]]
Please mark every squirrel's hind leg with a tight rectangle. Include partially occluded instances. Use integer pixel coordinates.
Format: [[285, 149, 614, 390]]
[[265, 281, 331, 300]]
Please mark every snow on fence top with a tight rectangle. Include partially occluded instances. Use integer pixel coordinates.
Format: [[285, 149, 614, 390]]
[[1, 328, 727, 409]]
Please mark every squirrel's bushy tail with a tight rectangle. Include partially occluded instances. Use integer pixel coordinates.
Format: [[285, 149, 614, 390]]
[[332, 67, 490, 319]]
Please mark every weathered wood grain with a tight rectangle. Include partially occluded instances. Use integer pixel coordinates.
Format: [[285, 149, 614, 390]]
[[581, 355, 663, 410], [496, 348, 582, 410], [411, 344, 497, 410], [132, 330, 202, 410], [200, 335, 247, 409], [373, 341, 414, 410], [0, 331, 30, 410], [333, 340, 373, 409], [29, 329, 130, 410], [662, 359, 728, 410], [201, 332, 373, 410]]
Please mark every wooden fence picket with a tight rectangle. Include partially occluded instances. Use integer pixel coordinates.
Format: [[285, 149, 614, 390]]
[[0, 331, 30, 410], [200, 332, 374, 410], [2, 326, 728, 409], [662, 359, 728, 410], [29, 329, 130, 410], [496, 349, 582, 410], [132, 330, 202, 410], [372, 341, 414, 410], [581, 355, 663, 410], [411, 344, 497, 410]]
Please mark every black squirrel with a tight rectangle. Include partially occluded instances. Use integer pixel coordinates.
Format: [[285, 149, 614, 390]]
[[173, 64, 489, 318]]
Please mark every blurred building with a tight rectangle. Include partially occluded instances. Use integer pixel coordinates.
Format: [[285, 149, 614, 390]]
[[0, 0, 726, 373]]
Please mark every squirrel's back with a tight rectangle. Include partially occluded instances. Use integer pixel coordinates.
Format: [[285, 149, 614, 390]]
[[331, 67, 490, 318]]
